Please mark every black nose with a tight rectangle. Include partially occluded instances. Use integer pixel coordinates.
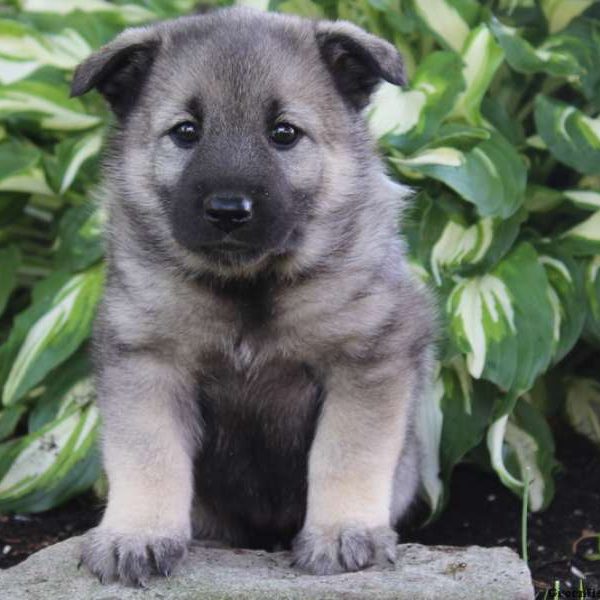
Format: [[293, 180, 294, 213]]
[[203, 195, 253, 233]]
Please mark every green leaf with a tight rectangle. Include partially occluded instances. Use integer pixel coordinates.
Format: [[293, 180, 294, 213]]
[[238, 0, 269, 10], [28, 350, 93, 432], [0, 442, 101, 513], [487, 398, 557, 511], [565, 377, 600, 446], [537, 248, 585, 362], [0, 404, 100, 512], [489, 16, 578, 78], [17, 0, 157, 24], [417, 362, 444, 514], [0, 404, 27, 442], [450, 24, 504, 125], [564, 190, 600, 211], [391, 131, 526, 218], [0, 19, 92, 84], [0, 139, 52, 195], [427, 122, 490, 151], [481, 96, 525, 146], [560, 210, 600, 255], [411, 0, 480, 52], [0, 80, 101, 131], [0, 245, 20, 317], [268, 0, 324, 17], [583, 255, 600, 344], [54, 204, 105, 272], [420, 358, 495, 517], [370, 51, 465, 153], [0, 140, 38, 182], [2, 263, 104, 406], [546, 18, 600, 105], [429, 208, 523, 284], [53, 129, 103, 194], [534, 96, 600, 175], [0, 271, 73, 391], [447, 243, 555, 393], [541, 0, 595, 34], [524, 184, 564, 213]]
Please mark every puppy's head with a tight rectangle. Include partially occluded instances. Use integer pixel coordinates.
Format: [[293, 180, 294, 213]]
[[72, 8, 405, 277]]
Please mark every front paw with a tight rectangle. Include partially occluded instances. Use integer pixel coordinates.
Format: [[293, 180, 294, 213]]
[[292, 524, 397, 575], [80, 526, 189, 586]]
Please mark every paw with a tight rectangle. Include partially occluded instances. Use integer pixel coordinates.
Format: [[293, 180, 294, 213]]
[[80, 526, 189, 586], [291, 524, 397, 575]]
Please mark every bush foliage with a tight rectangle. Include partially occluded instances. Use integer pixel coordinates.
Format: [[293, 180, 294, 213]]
[[0, 0, 599, 516]]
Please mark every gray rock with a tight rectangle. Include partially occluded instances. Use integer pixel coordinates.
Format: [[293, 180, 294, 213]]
[[0, 537, 534, 599]]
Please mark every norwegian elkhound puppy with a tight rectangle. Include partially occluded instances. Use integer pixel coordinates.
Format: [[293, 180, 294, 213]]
[[71, 6, 435, 586]]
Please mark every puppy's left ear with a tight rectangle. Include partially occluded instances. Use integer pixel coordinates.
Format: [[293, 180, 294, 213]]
[[315, 21, 406, 110]]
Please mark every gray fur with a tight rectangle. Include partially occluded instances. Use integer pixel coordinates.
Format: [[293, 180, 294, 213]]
[[72, 6, 435, 586]]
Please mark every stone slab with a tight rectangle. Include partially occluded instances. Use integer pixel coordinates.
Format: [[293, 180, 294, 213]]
[[0, 536, 535, 599]]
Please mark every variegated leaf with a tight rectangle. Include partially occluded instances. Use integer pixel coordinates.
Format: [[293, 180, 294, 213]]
[[411, 0, 480, 52], [565, 377, 600, 446], [429, 208, 522, 284], [2, 264, 104, 406], [541, 17, 600, 102], [537, 249, 585, 362], [0, 19, 92, 84], [417, 362, 444, 514], [28, 352, 93, 432], [489, 17, 578, 78], [54, 129, 104, 194], [0, 139, 52, 196], [391, 131, 526, 218], [541, 0, 595, 34], [0, 245, 20, 317], [370, 51, 465, 153], [54, 204, 105, 272], [524, 185, 564, 213], [0, 81, 101, 131], [583, 255, 600, 344], [0, 405, 27, 443], [564, 190, 600, 211], [535, 96, 600, 175], [447, 243, 554, 393], [487, 398, 557, 512], [449, 24, 504, 125], [17, 0, 156, 24], [0, 404, 100, 512], [561, 211, 600, 255], [421, 358, 495, 517]]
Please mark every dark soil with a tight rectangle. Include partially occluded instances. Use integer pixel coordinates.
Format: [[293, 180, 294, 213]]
[[0, 493, 101, 569], [1, 425, 598, 599], [406, 424, 600, 598]]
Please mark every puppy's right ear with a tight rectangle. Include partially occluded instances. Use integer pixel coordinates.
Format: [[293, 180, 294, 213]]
[[70, 27, 160, 119]]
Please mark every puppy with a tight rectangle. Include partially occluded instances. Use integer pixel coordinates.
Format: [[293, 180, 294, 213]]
[[71, 6, 435, 586]]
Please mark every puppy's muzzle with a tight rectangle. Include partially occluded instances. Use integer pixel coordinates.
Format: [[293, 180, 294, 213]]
[[204, 194, 253, 233]]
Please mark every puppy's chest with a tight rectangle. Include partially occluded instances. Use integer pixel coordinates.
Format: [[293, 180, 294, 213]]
[[194, 353, 323, 542]]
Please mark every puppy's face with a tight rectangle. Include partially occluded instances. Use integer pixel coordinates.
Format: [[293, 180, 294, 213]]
[[147, 26, 327, 268], [71, 9, 405, 275]]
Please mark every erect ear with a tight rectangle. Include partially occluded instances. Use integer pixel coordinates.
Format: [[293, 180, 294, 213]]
[[315, 20, 406, 110], [70, 27, 160, 119]]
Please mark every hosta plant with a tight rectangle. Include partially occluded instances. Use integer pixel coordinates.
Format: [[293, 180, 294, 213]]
[[0, 0, 598, 517]]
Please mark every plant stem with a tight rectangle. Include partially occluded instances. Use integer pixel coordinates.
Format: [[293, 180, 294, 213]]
[[521, 467, 530, 565]]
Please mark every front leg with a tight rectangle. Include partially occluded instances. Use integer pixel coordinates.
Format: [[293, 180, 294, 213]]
[[81, 354, 197, 586], [292, 364, 416, 575]]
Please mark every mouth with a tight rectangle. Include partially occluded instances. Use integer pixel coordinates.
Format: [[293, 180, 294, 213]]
[[199, 238, 266, 263]]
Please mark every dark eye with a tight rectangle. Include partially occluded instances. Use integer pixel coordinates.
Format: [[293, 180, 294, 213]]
[[269, 122, 301, 148], [170, 121, 199, 147]]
